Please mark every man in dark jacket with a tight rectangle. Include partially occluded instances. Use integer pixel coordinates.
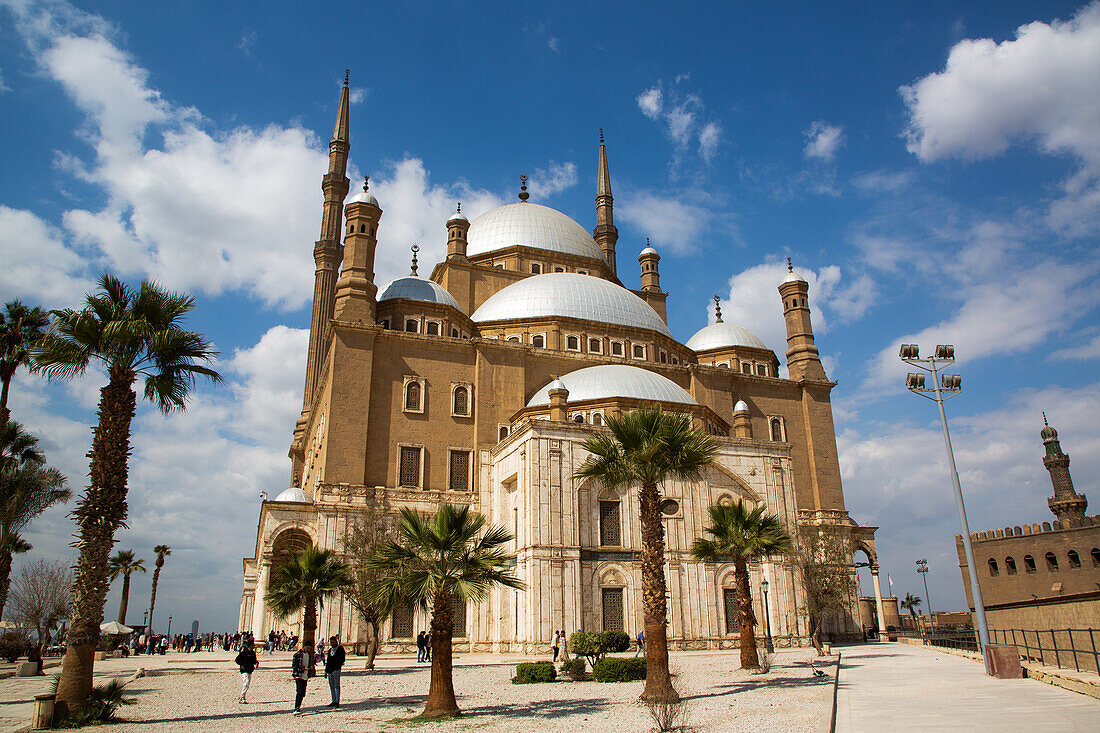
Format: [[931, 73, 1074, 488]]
[[324, 635, 346, 707], [291, 642, 312, 715], [234, 640, 258, 704]]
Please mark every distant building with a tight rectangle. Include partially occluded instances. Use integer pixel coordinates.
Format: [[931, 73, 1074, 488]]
[[956, 417, 1099, 629]]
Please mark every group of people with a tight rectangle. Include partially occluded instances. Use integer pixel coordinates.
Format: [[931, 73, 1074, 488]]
[[234, 635, 346, 716], [414, 631, 432, 663]]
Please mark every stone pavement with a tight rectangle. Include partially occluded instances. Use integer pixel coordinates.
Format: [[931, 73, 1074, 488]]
[[835, 642, 1100, 732]]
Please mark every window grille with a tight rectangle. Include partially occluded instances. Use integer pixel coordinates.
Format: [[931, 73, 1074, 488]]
[[426, 321, 440, 335], [589, 338, 602, 353], [741, 362, 752, 374], [601, 588, 624, 632], [632, 344, 645, 359], [567, 335, 580, 350], [405, 319, 418, 332], [392, 603, 414, 637], [399, 447, 421, 488], [453, 386, 469, 416], [449, 450, 470, 492], [756, 363, 767, 376], [451, 598, 467, 638], [724, 588, 739, 634], [532, 335, 545, 348], [599, 501, 621, 546], [404, 382, 421, 411], [611, 342, 624, 356]]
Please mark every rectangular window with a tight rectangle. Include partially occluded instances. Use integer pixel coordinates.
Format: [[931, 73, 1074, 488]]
[[566, 335, 581, 351], [741, 362, 752, 374], [405, 319, 419, 333], [588, 338, 602, 353], [451, 598, 467, 638], [380, 319, 390, 329], [659, 351, 668, 364], [601, 588, 624, 632], [611, 341, 624, 356], [449, 450, 470, 492], [632, 344, 646, 359], [392, 603, 414, 637], [599, 501, 621, 546], [531, 263, 542, 274], [531, 334, 545, 348], [399, 446, 422, 488], [723, 588, 738, 634], [756, 363, 767, 376], [426, 321, 440, 336]]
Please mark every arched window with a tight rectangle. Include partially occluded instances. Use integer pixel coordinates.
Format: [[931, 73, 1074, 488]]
[[591, 413, 603, 426], [1023, 555, 1036, 573], [426, 321, 440, 336], [589, 338, 602, 353], [573, 414, 585, 424], [1067, 550, 1081, 568], [599, 501, 621, 546], [1046, 552, 1059, 571], [1005, 556, 1017, 575], [531, 334, 545, 348], [498, 425, 509, 441], [987, 558, 999, 576], [405, 319, 419, 333], [1092, 548, 1100, 567], [507, 336, 520, 343], [452, 386, 469, 416], [567, 335, 580, 351], [451, 327, 459, 338], [770, 418, 784, 442], [404, 381, 422, 412]]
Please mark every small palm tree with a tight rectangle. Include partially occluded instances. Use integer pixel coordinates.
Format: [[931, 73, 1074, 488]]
[[574, 407, 718, 702], [691, 500, 792, 670], [108, 551, 146, 625], [0, 300, 49, 432], [35, 274, 220, 719], [266, 545, 353, 649], [368, 504, 523, 718], [0, 421, 70, 619], [147, 545, 171, 633], [900, 592, 922, 619]]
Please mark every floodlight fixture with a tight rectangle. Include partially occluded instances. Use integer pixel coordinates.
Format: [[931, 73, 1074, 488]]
[[935, 344, 955, 359], [899, 344, 919, 359], [942, 374, 961, 390], [906, 373, 925, 389]]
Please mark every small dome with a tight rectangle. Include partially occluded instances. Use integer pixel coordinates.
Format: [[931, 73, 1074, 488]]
[[1041, 425, 1058, 441], [528, 365, 697, 407], [473, 273, 672, 337], [639, 246, 659, 258], [466, 202, 605, 260], [379, 277, 463, 311], [448, 205, 468, 223], [686, 321, 768, 352], [547, 378, 567, 392], [347, 189, 379, 207], [273, 487, 311, 503], [733, 400, 749, 413], [782, 270, 807, 284]]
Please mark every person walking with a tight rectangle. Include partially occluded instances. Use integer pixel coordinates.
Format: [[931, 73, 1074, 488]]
[[324, 636, 345, 708], [235, 640, 258, 704], [551, 630, 560, 662], [635, 629, 645, 656], [291, 642, 312, 715], [559, 630, 569, 661], [416, 631, 426, 663], [423, 631, 432, 662]]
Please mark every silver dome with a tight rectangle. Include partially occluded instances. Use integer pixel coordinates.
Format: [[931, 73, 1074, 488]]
[[686, 321, 768, 351], [346, 189, 379, 207], [466, 202, 605, 260], [782, 270, 807, 284], [472, 273, 673, 338], [379, 277, 463, 311], [639, 246, 658, 257], [273, 487, 311, 503], [733, 399, 749, 412], [528, 365, 697, 406]]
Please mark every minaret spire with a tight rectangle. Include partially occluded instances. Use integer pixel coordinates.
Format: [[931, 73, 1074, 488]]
[[714, 295, 723, 323], [594, 129, 619, 275], [1041, 416, 1088, 525]]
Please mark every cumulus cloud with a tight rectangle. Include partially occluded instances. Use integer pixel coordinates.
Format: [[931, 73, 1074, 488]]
[[616, 191, 711, 255], [635, 80, 721, 163], [526, 160, 578, 199], [901, 3, 1100, 235], [852, 169, 914, 194], [1050, 332, 1100, 361], [0, 205, 93, 307], [803, 121, 845, 162]]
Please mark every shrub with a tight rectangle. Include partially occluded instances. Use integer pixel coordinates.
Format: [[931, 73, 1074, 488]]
[[560, 657, 587, 681], [55, 678, 137, 727], [512, 661, 556, 684], [592, 656, 647, 682], [600, 630, 630, 654], [0, 632, 26, 663], [570, 630, 632, 666]]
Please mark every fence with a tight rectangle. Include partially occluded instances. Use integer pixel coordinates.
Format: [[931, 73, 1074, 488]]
[[991, 628, 1099, 675]]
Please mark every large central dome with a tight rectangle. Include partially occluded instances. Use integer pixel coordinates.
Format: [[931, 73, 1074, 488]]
[[466, 202, 605, 261], [472, 273, 673, 338], [527, 365, 697, 406]]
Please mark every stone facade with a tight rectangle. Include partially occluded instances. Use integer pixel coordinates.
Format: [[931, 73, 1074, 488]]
[[239, 79, 881, 652]]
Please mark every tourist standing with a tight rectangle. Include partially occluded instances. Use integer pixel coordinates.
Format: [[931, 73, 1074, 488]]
[[635, 630, 645, 656], [291, 642, 312, 715], [551, 630, 560, 662], [235, 641, 258, 704], [324, 635, 345, 708], [559, 630, 569, 661], [416, 631, 426, 663], [424, 631, 432, 662]]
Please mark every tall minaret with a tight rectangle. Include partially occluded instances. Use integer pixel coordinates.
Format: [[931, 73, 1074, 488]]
[[1041, 414, 1087, 526], [593, 129, 618, 275], [301, 71, 352, 417], [778, 258, 827, 381], [333, 177, 382, 321], [638, 238, 661, 292]]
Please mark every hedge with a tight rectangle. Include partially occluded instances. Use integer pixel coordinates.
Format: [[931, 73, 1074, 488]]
[[513, 661, 557, 684], [592, 656, 647, 682]]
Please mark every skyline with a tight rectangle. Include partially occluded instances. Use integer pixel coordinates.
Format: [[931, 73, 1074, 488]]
[[1, 0, 1098, 630]]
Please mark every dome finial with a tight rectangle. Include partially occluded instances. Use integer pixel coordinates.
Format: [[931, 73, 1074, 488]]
[[456, 202, 461, 213], [362, 176, 369, 192], [518, 175, 529, 202], [1043, 411, 1048, 426], [714, 295, 723, 323], [410, 244, 420, 276], [600, 128, 605, 144], [344, 69, 350, 87], [787, 256, 793, 273]]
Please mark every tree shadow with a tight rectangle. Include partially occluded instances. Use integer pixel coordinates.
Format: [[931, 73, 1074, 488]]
[[681, 674, 831, 701], [459, 696, 612, 720]]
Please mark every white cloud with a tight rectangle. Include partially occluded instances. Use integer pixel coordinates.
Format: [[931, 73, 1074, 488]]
[[526, 160, 577, 199], [699, 122, 721, 162], [803, 121, 845, 162], [0, 205, 93, 307], [224, 325, 308, 446], [1050, 332, 1100, 361], [236, 31, 257, 57], [635, 80, 721, 163], [852, 169, 914, 193], [547, 36, 559, 53], [636, 86, 662, 119], [617, 191, 710, 255], [348, 87, 368, 105], [901, 3, 1100, 235]]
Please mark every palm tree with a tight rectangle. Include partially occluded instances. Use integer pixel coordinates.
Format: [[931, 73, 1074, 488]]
[[265, 545, 353, 650], [0, 300, 50, 431], [34, 274, 220, 718], [574, 407, 718, 703], [0, 421, 70, 619], [368, 504, 523, 718], [691, 500, 792, 670], [147, 545, 171, 633], [900, 592, 922, 622], [107, 550, 146, 625]]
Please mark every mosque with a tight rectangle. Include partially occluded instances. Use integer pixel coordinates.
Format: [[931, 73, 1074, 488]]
[[238, 77, 886, 652]]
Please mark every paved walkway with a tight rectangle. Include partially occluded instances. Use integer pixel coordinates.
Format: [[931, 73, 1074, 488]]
[[835, 643, 1100, 732]]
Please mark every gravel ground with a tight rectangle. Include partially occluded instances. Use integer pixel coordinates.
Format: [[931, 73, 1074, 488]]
[[95, 648, 834, 733]]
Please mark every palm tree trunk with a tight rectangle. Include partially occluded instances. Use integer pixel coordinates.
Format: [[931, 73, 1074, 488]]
[[118, 574, 131, 625], [302, 596, 317, 649], [735, 559, 759, 669], [0, 549, 13, 620], [423, 591, 458, 718], [363, 613, 378, 669], [638, 482, 678, 703], [54, 375, 136, 721], [148, 564, 161, 632], [0, 372, 12, 433]]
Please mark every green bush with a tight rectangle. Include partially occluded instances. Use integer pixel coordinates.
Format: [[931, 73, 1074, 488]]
[[570, 630, 632, 666], [600, 630, 630, 654], [512, 661, 557, 684], [559, 657, 587, 681], [55, 678, 137, 727], [0, 632, 26, 663], [593, 657, 647, 682]]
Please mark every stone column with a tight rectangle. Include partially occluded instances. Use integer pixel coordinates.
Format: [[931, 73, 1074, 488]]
[[871, 566, 887, 641], [251, 561, 271, 639]]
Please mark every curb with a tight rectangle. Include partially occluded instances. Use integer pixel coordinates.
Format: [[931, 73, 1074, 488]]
[[827, 652, 841, 733]]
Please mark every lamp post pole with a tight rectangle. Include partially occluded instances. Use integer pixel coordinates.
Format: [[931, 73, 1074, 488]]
[[900, 344, 991, 657], [167, 615, 172, 643], [916, 559, 933, 634], [761, 578, 774, 654]]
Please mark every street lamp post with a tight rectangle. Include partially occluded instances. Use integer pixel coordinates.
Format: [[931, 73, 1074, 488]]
[[143, 610, 148, 629], [167, 615, 172, 642], [900, 343, 991, 658], [915, 559, 933, 634], [761, 578, 774, 654]]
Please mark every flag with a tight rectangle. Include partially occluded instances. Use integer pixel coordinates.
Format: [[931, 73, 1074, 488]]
[[888, 574, 894, 594]]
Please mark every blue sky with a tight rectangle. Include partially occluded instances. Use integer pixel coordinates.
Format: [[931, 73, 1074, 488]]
[[1, 0, 1098, 632]]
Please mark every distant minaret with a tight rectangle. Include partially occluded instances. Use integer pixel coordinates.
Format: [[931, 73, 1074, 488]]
[[301, 71, 352, 416], [638, 238, 661, 292], [778, 258, 827, 381], [333, 177, 382, 321], [446, 204, 470, 261], [593, 129, 618, 275], [1041, 414, 1087, 526]]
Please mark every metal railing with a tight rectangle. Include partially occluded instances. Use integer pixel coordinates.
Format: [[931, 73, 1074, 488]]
[[992, 628, 1099, 675]]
